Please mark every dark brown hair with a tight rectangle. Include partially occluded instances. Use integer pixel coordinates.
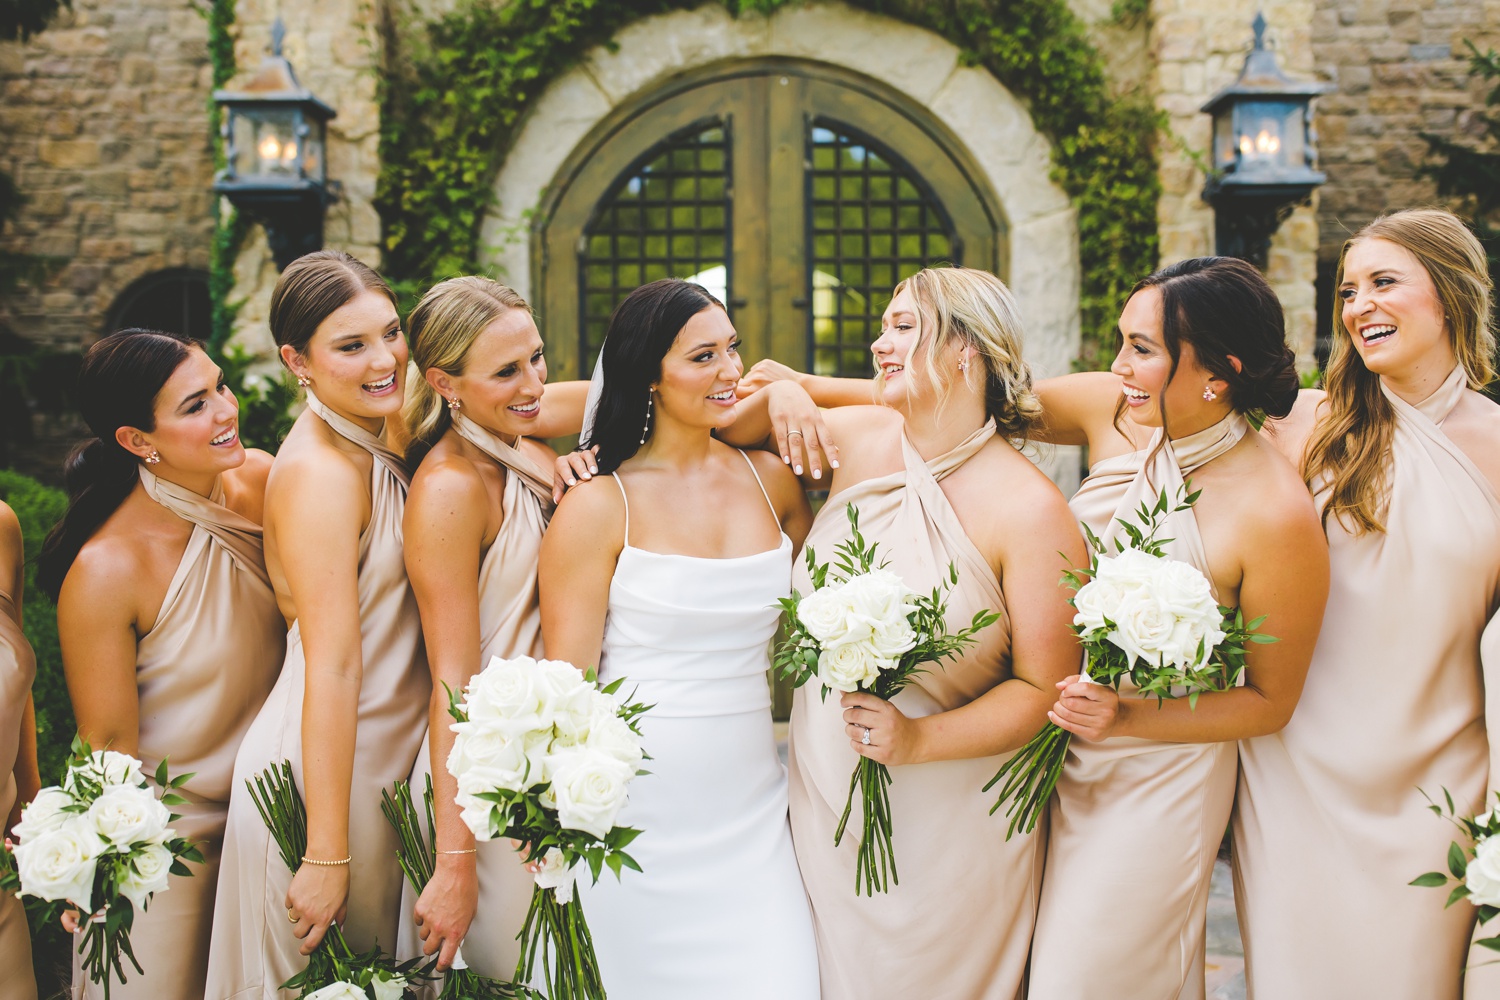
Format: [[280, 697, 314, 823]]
[[269, 250, 397, 358]]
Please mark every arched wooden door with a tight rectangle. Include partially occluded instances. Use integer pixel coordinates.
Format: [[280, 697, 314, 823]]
[[536, 60, 1006, 379]]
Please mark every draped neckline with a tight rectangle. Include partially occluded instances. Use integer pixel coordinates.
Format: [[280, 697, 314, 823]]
[[898, 417, 998, 483], [304, 389, 410, 487], [138, 464, 270, 590], [1382, 366, 1500, 516], [451, 413, 555, 519]]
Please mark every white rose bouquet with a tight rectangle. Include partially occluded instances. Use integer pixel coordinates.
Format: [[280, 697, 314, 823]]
[[444, 655, 649, 1000], [245, 762, 424, 998], [1412, 788, 1500, 961], [772, 505, 1001, 896], [0, 736, 201, 999], [985, 485, 1275, 838]]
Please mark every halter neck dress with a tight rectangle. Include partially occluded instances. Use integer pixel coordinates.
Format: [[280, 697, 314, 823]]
[[395, 415, 555, 983], [207, 394, 430, 1000], [0, 536, 36, 1000], [575, 450, 819, 1000], [788, 420, 1032, 1000], [1028, 412, 1248, 1000], [1234, 369, 1500, 999], [70, 468, 285, 999]]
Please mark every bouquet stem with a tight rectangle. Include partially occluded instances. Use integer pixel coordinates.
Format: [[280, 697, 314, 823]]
[[835, 757, 897, 896], [516, 885, 603, 1000], [983, 722, 1072, 840]]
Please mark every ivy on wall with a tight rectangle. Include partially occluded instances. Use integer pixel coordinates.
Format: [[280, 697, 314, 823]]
[[201, 0, 243, 359], [376, 0, 1160, 367]]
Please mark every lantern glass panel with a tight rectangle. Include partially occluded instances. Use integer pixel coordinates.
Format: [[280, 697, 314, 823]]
[[1213, 110, 1236, 169], [1232, 99, 1305, 172], [301, 119, 326, 184], [232, 107, 302, 180]]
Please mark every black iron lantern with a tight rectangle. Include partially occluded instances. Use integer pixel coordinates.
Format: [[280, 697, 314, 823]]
[[213, 20, 337, 270], [1201, 13, 1331, 269]]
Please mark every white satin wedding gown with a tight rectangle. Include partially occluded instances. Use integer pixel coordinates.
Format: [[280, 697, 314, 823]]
[[575, 451, 820, 999]]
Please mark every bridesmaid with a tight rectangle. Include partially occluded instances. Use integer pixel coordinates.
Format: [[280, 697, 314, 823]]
[[726, 266, 1084, 1000], [1, 497, 39, 1000], [1239, 209, 1500, 999], [393, 277, 586, 978], [32, 328, 283, 999], [208, 252, 429, 998]]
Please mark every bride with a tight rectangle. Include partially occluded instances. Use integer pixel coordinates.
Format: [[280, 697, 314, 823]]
[[538, 278, 820, 999]]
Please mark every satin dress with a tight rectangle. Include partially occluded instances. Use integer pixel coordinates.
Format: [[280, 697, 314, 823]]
[[1028, 413, 1248, 1000], [788, 420, 1034, 1000], [207, 394, 430, 999], [576, 451, 820, 1000], [70, 468, 285, 999], [1234, 368, 1500, 1000], [0, 550, 36, 1000], [396, 415, 554, 983]]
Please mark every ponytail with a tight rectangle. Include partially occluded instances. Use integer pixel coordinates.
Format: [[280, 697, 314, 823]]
[[35, 328, 195, 600]]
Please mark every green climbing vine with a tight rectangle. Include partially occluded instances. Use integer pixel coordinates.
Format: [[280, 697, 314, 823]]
[[201, 0, 244, 359], [375, 0, 1162, 367]]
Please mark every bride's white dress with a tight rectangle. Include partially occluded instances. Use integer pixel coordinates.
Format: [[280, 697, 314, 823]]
[[576, 453, 820, 999]]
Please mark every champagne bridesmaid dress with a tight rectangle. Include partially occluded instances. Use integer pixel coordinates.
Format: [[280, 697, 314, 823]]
[[1028, 412, 1247, 1000], [1234, 368, 1500, 1000], [788, 419, 1036, 1000], [0, 565, 36, 1000], [396, 415, 553, 983], [71, 468, 285, 999], [207, 394, 430, 1000]]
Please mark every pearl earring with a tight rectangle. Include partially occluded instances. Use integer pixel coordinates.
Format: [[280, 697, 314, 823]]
[[1202, 386, 1218, 401], [297, 374, 311, 387], [639, 391, 654, 446], [447, 396, 461, 411], [145, 450, 161, 465]]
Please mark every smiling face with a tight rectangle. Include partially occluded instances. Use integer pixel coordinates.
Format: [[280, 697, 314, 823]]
[[435, 308, 547, 438], [870, 285, 963, 413], [118, 345, 245, 477], [652, 305, 743, 434], [1110, 286, 1224, 429], [1338, 237, 1455, 379], [282, 289, 407, 426]]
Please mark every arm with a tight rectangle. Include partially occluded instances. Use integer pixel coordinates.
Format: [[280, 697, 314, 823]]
[[0, 508, 39, 828], [843, 478, 1088, 764], [534, 380, 591, 439], [57, 548, 143, 757], [719, 379, 840, 482], [1032, 371, 1125, 447], [403, 460, 489, 969], [738, 359, 873, 408], [538, 482, 625, 672], [271, 454, 367, 953]]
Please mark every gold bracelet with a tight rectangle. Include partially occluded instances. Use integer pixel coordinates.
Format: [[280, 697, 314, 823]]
[[437, 848, 478, 855], [300, 855, 352, 867]]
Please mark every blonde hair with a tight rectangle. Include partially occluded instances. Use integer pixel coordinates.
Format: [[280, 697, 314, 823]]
[[1305, 208, 1497, 534], [889, 267, 1041, 439], [401, 276, 531, 461]]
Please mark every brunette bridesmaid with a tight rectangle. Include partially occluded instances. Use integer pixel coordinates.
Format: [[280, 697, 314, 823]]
[[207, 252, 429, 998], [1, 497, 39, 1000], [32, 329, 284, 1000], [392, 277, 587, 980], [726, 267, 1084, 1000], [1240, 209, 1500, 1000]]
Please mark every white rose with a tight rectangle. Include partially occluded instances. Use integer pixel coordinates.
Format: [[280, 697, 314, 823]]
[[118, 842, 174, 910], [583, 706, 644, 770], [67, 751, 145, 792], [13, 787, 75, 841], [1106, 590, 1177, 668], [1071, 575, 1125, 635], [1468, 835, 1500, 907], [867, 616, 918, 661], [816, 639, 883, 693], [371, 971, 408, 1000], [537, 660, 597, 746], [844, 568, 919, 626], [447, 721, 531, 791], [464, 656, 555, 736], [88, 784, 172, 849], [532, 846, 579, 904], [13, 816, 104, 908], [548, 747, 633, 839], [454, 786, 501, 841], [304, 983, 367, 1000], [797, 585, 857, 645], [1094, 548, 1162, 589]]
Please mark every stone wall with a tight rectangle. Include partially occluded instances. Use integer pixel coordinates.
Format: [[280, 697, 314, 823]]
[[0, 0, 215, 350]]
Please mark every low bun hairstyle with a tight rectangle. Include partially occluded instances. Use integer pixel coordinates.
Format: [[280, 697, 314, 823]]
[[582, 278, 726, 475], [36, 328, 197, 601], [1133, 256, 1299, 420], [270, 249, 396, 358]]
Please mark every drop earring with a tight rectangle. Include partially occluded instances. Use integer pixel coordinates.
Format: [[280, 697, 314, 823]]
[[1202, 385, 1218, 401], [145, 450, 161, 465], [639, 391, 654, 446], [958, 359, 969, 373]]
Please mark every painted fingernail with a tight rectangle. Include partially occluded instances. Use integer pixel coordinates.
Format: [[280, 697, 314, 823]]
[[812, 469, 822, 479], [566, 478, 576, 485], [589, 466, 597, 474], [794, 465, 803, 475], [831, 459, 841, 468]]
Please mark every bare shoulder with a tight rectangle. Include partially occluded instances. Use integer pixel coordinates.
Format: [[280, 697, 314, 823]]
[[742, 445, 805, 513], [519, 436, 558, 468], [823, 404, 900, 441], [222, 448, 274, 523], [1261, 389, 1327, 467], [0, 501, 21, 595], [978, 443, 1076, 530], [61, 529, 147, 617], [550, 474, 626, 538], [1224, 435, 1322, 534], [1447, 390, 1500, 499], [267, 432, 366, 499], [407, 446, 488, 515]]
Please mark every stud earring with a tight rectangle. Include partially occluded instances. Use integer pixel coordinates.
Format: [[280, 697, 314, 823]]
[[639, 391, 654, 446], [447, 397, 462, 411], [1202, 386, 1218, 401], [145, 450, 161, 465], [296, 374, 311, 387], [958, 359, 969, 373]]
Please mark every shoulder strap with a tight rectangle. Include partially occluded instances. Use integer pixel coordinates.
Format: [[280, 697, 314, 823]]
[[738, 449, 783, 532], [611, 472, 630, 547]]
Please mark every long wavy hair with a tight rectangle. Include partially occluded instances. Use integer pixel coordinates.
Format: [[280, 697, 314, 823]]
[[582, 279, 725, 474], [402, 276, 531, 465], [36, 329, 197, 601], [1304, 209, 1496, 535]]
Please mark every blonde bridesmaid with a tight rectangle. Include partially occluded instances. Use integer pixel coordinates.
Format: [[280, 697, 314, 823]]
[[1240, 209, 1500, 1000], [728, 267, 1084, 1000], [32, 329, 283, 1000], [391, 277, 587, 980], [1, 498, 39, 1000], [207, 252, 429, 998]]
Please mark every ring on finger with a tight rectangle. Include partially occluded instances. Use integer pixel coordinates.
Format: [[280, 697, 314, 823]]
[[287, 908, 298, 924], [861, 726, 872, 746], [787, 429, 803, 438]]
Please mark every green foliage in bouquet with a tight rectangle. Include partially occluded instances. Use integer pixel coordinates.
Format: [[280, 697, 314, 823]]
[[380, 775, 542, 999], [1412, 787, 1500, 958]]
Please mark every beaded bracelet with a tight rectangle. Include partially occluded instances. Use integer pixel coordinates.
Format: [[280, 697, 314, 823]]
[[300, 855, 352, 867]]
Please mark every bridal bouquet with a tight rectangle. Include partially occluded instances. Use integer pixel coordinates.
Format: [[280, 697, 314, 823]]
[[985, 486, 1275, 839], [246, 762, 421, 999], [0, 737, 200, 999], [1411, 788, 1500, 959], [381, 775, 541, 999], [445, 655, 649, 1000], [772, 505, 1000, 896]]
